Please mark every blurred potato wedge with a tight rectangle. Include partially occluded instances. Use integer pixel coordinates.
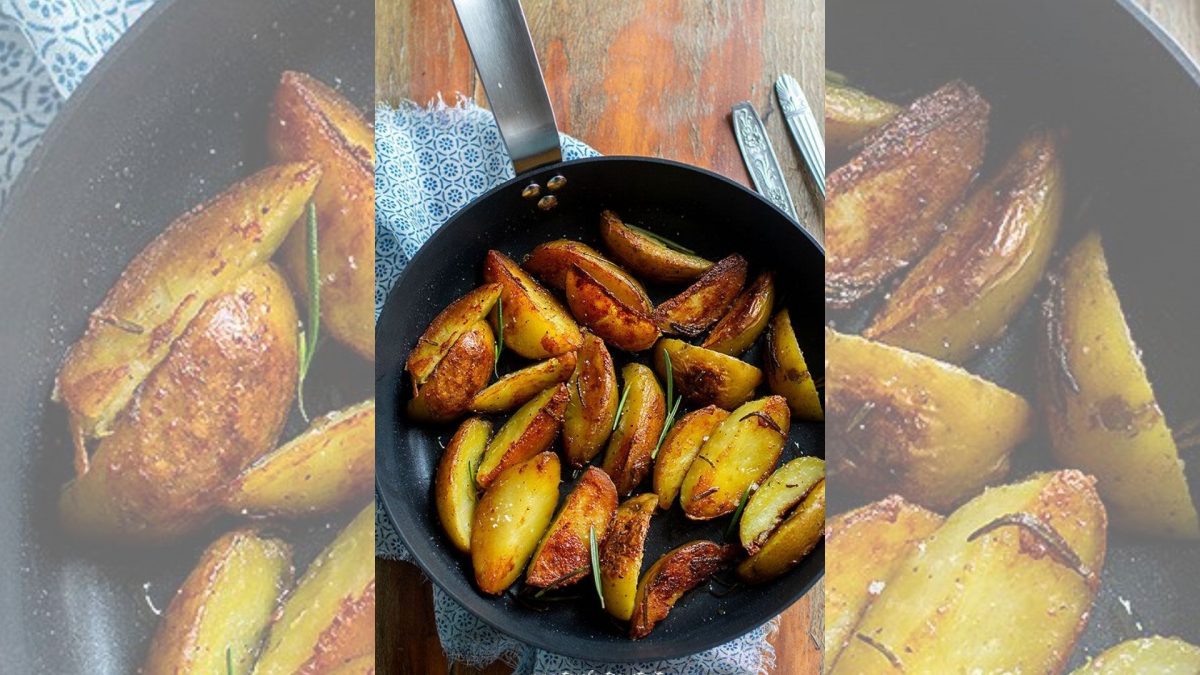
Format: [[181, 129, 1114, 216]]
[[1071, 637, 1200, 674], [599, 209, 714, 283], [483, 250, 582, 359], [765, 310, 823, 421], [526, 467, 618, 588], [629, 541, 738, 639], [562, 332, 619, 466], [602, 364, 666, 496], [406, 284, 501, 388], [739, 456, 825, 555], [826, 77, 901, 152], [407, 320, 495, 423], [327, 655, 376, 675], [471, 452, 561, 595], [652, 405, 729, 510], [470, 352, 577, 413], [564, 266, 660, 352], [475, 384, 568, 489], [435, 417, 492, 553], [525, 239, 652, 313], [652, 254, 748, 337], [737, 480, 825, 584], [653, 338, 762, 410], [599, 493, 658, 621], [701, 272, 775, 356]]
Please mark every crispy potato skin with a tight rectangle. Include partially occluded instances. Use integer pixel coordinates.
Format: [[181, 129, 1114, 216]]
[[602, 364, 666, 496], [765, 309, 822, 421], [826, 80, 901, 152], [866, 129, 1064, 362], [826, 329, 1032, 511], [406, 284, 501, 388], [701, 272, 775, 356], [653, 406, 729, 510], [55, 161, 318, 449], [653, 254, 748, 336], [435, 418, 493, 553], [653, 338, 762, 410], [143, 530, 292, 675], [739, 457, 825, 554], [407, 320, 495, 423], [830, 471, 1107, 675], [826, 81, 989, 308], [599, 210, 714, 283], [525, 239, 652, 313], [60, 265, 297, 540], [1071, 637, 1200, 674], [564, 266, 660, 352], [483, 250, 582, 359], [475, 384, 568, 488], [737, 480, 825, 584], [471, 452, 562, 595], [599, 493, 658, 620], [470, 352, 577, 413], [526, 467, 618, 588], [270, 72, 375, 360], [1039, 234, 1200, 538], [563, 332, 619, 466], [628, 541, 738, 639]]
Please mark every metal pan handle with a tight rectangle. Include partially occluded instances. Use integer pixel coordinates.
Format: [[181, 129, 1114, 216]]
[[452, 0, 563, 174]]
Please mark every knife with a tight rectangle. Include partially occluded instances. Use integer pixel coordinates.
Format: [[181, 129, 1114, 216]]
[[775, 73, 825, 198], [731, 101, 800, 223]]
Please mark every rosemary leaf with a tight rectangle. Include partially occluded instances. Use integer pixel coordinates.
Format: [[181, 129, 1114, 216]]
[[296, 202, 320, 422], [612, 382, 632, 432], [589, 525, 605, 609], [494, 295, 504, 378], [652, 396, 682, 460], [725, 484, 753, 540], [663, 349, 674, 410], [626, 222, 697, 255], [226, 646, 233, 675]]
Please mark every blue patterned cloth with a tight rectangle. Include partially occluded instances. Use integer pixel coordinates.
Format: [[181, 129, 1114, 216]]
[[375, 97, 779, 675]]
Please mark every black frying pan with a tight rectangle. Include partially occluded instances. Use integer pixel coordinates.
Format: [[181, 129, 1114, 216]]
[[829, 0, 1200, 666], [374, 0, 825, 663], [0, 0, 372, 670]]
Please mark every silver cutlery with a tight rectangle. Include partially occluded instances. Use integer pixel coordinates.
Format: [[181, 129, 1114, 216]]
[[775, 73, 825, 198]]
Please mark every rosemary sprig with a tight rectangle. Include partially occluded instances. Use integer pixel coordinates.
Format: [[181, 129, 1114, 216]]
[[532, 565, 590, 598], [589, 525, 605, 609], [612, 382, 632, 432], [652, 396, 682, 460], [226, 646, 234, 675], [625, 222, 697, 255], [725, 484, 753, 540], [493, 295, 504, 378], [663, 349, 674, 407], [652, 350, 680, 459], [296, 202, 320, 422]]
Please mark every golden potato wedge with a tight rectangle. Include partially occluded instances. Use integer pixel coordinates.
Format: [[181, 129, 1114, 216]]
[[407, 320, 496, 423], [765, 310, 822, 421], [826, 329, 1032, 511], [652, 405, 730, 510], [829, 471, 1106, 675], [599, 209, 714, 283], [54, 162, 318, 452], [701, 272, 775, 356], [602, 364, 666, 496], [327, 654, 376, 675], [471, 452, 562, 595], [475, 384, 568, 489], [599, 493, 658, 621], [406, 283, 501, 389], [824, 496, 943, 666], [739, 457, 825, 554], [826, 80, 989, 308], [526, 466, 618, 588], [629, 541, 738, 639], [652, 254, 748, 337], [525, 239, 652, 313], [826, 78, 901, 151], [737, 480, 825, 584], [564, 266, 660, 352], [679, 396, 790, 520], [1039, 233, 1200, 538], [483, 250, 582, 359], [470, 352, 577, 413], [60, 265, 297, 540], [435, 417, 493, 553], [270, 71, 375, 360], [253, 504, 375, 675], [653, 338, 762, 410], [866, 128, 1064, 362], [143, 530, 292, 675], [562, 332, 619, 466], [1072, 637, 1200, 674]]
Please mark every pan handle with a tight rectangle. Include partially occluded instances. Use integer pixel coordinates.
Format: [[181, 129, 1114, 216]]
[[452, 0, 563, 174]]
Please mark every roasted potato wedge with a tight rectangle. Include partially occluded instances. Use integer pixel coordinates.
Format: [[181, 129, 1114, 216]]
[[652, 254, 747, 337], [826, 80, 989, 308], [599, 493, 658, 621], [737, 480, 825, 584], [143, 530, 292, 675], [224, 400, 374, 518], [1039, 233, 1200, 538], [564, 266, 660, 352], [701, 272, 775, 355], [475, 384, 568, 489], [1072, 637, 1200, 674], [270, 71, 375, 360], [602, 364, 666, 495], [599, 209, 714, 283], [525, 239, 652, 313], [407, 320, 495, 423], [866, 128, 1064, 362], [829, 471, 1106, 675], [60, 265, 297, 540], [406, 283, 501, 388], [471, 452, 562, 595], [653, 338, 762, 410], [826, 77, 901, 151], [629, 541, 738, 639], [765, 309, 822, 421], [483, 250, 582, 359], [679, 396, 790, 520], [55, 161, 318, 449], [562, 332, 619, 466], [652, 405, 729, 510], [826, 329, 1032, 510], [470, 352, 577, 413], [526, 466, 618, 588], [327, 654, 376, 675], [253, 504, 375, 675], [435, 417, 493, 553], [740, 457, 825, 554]]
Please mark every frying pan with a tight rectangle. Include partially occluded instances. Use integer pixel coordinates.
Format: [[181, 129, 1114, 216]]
[[375, 0, 824, 662], [829, 0, 1200, 666], [0, 0, 372, 670]]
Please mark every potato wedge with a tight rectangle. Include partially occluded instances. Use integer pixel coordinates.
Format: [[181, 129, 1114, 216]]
[[564, 266, 660, 352], [701, 272, 775, 356], [483, 250, 582, 359], [599, 493, 658, 620], [739, 457, 825, 554], [60, 265, 297, 540], [679, 396, 790, 520], [866, 128, 1064, 362], [407, 320, 495, 423], [270, 71, 375, 360], [475, 384, 568, 489], [826, 329, 1032, 511], [471, 452, 561, 595], [525, 239, 652, 313], [406, 283, 501, 389], [826, 80, 989, 308], [829, 471, 1106, 675], [629, 541, 738, 639], [737, 480, 825, 584], [652, 405, 729, 510], [470, 352, 577, 413], [143, 530, 292, 675], [1072, 637, 1200, 674], [562, 332, 619, 466], [435, 417, 492, 553], [1039, 233, 1200, 538], [253, 504, 375, 675], [599, 209, 714, 283], [765, 310, 822, 421], [55, 162, 318, 450], [327, 654, 376, 675], [653, 338, 762, 410], [826, 77, 901, 151], [652, 254, 748, 337], [526, 467, 618, 588], [602, 364, 666, 495]]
